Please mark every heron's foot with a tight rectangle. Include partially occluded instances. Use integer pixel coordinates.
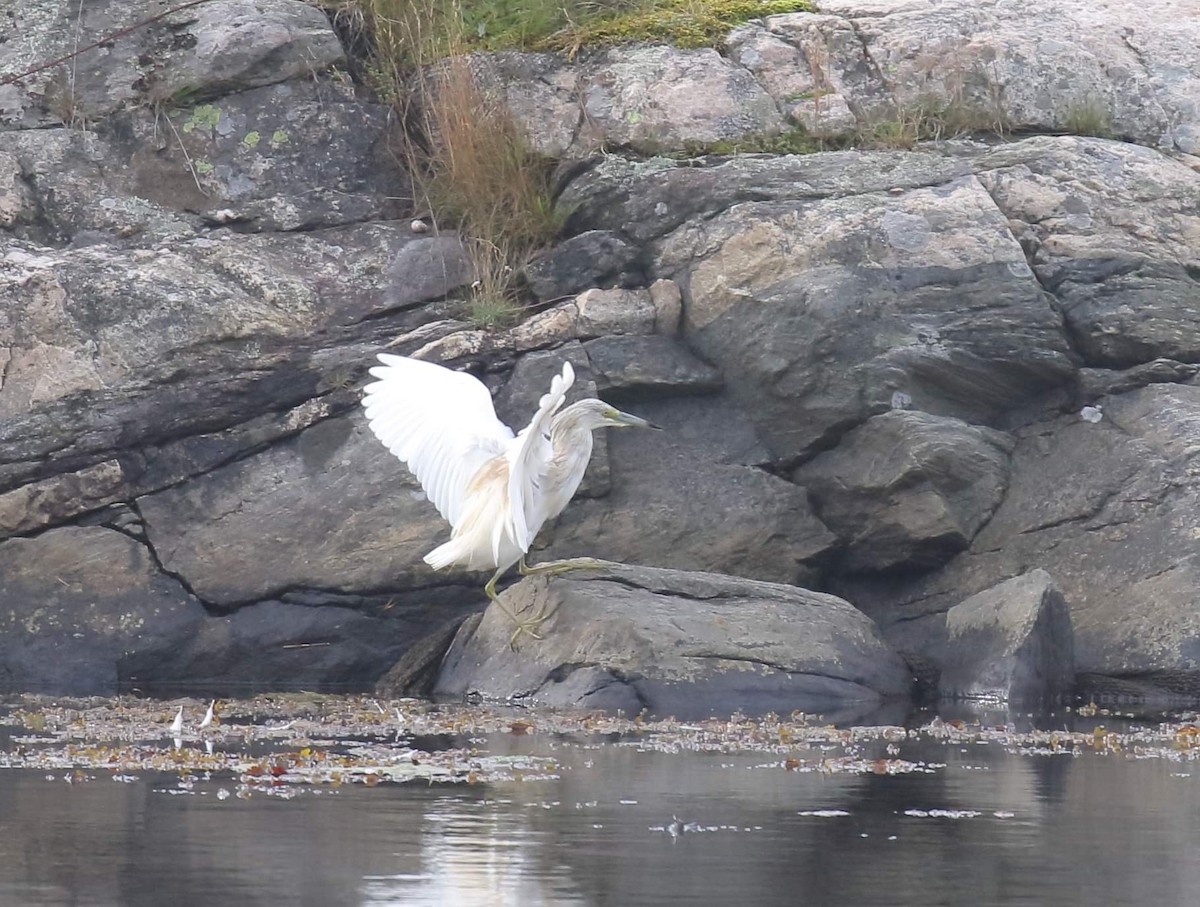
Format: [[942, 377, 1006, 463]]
[[507, 612, 551, 650], [519, 556, 616, 578]]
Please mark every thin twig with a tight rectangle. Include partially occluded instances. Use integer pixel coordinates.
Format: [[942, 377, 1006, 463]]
[[159, 106, 209, 195], [0, 0, 218, 88]]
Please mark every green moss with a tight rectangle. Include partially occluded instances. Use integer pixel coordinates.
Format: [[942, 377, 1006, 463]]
[[242, 131, 262, 148], [181, 104, 221, 134], [349, 0, 813, 59], [545, 0, 813, 53]]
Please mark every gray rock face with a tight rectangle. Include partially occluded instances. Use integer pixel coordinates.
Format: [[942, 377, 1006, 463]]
[[582, 335, 723, 397], [1, 0, 344, 123], [728, 13, 888, 136], [0, 527, 206, 693], [794, 411, 1014, 571], [840, 384, 1200, 686], [434, 564, 913, 716], [938, 571, 1075, 703], [0, 222, 427, 506]]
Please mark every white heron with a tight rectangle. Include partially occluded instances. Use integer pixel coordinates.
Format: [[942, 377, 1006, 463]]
[[361, 354, 659, 641]]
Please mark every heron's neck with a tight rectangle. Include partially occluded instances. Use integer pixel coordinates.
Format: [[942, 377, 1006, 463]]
[[549, 406, 598, 453]]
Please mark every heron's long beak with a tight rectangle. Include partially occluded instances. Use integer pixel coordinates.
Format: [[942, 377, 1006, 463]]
[[613, 410, 663, 430]]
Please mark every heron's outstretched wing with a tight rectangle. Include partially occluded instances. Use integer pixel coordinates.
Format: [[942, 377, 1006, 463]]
[[506, 361, 575, 552], [362, 354, 514, 528]]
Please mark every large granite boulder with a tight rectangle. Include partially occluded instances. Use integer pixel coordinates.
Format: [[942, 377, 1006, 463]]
[[434, 563, 914, 717], [977, 139, 1200, 370], [654, 173, 1073, 460], [578, 46, 785, 151], [452, 0, 1200, 156], [562, 135, 1198, 464]]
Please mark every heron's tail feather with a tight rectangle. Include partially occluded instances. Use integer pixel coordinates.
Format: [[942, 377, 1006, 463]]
[[424, 539, 467, 572]]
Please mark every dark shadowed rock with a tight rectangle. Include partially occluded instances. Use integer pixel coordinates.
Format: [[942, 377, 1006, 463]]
[[524, 230, 643, 301], [561, 149, 971, 244], [937, 571, 1075, 703], [132, 600, 412, 692], [124, 80, 405, 232], [385, 235, 473, 309], [793, 411, 1014, 572], [434, 563, 913, 716], [583, 335, 723, 398], [376, 616, 477, 698], [0, 527, 206, 694], [1, 77, 405, 242]]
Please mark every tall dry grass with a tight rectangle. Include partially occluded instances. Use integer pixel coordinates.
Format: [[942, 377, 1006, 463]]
[[336, 0, 562, 327]]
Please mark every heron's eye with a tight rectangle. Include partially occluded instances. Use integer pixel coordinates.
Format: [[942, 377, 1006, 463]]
[[603, 407, 619, 419]]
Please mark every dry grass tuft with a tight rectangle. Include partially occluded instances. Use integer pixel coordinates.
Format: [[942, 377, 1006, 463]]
[[334, 0, 563, 328]]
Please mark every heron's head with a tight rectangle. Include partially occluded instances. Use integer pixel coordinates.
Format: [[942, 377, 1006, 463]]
[[559, 398, 663, 432]]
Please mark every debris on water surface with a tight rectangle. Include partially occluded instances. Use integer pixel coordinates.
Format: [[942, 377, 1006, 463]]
[[903, 809, 984, 819], [0, 696, 1195, 801]]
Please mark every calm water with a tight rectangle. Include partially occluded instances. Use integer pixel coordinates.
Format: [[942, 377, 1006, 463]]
[[1, 710, 1198, 907]]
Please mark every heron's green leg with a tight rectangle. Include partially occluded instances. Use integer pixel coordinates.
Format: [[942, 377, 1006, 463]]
[[519, 556, 616, 577], [510, 557, 614, 640], [485, 566, 544, 647]]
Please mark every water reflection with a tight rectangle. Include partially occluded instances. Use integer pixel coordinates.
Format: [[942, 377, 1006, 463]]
[[361, 799, 587, 906], [1, 722, 1198, 906]]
